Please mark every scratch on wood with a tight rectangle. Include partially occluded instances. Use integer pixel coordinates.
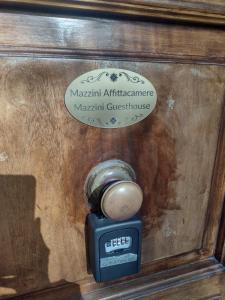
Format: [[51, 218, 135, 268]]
[[36, 204, 42, 211], [0, 152, 8, 161], [167, 98, 176, 110], [191, 68, 208, 78]]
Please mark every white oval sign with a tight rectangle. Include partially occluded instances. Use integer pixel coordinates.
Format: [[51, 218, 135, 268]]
[[65, 68, 157, 128]]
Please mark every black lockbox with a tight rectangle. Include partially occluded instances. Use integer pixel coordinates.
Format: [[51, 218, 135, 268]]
[[87, 213, 142, 282]]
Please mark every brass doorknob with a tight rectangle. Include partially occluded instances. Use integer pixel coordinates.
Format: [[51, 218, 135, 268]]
[[85, 159, 143, 221], [101, 181, 143, 221]]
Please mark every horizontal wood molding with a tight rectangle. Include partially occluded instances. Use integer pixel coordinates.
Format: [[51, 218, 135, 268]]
[[0, 13, 225, 64], [1, 46, 225, 65], [0, 0, 225, 26], [80, 259, 224, 300], [8, 258, 225, 300]]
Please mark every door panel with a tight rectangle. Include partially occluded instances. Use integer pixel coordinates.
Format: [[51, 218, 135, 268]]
[[0, 7, 225, 300], [0, 57, 224, 295]]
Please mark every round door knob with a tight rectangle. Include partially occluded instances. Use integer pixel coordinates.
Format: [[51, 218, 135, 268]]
[[101, 181, 143, 221]]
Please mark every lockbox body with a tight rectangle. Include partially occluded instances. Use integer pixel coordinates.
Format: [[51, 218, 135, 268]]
[[87, 213, 142, 282]]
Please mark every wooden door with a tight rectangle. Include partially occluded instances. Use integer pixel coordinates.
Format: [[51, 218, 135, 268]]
[[0, 1, 225, 299]]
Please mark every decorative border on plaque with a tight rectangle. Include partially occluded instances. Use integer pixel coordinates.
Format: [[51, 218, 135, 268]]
[[64, 68, 157, 128], [81, 71, 145, 84]]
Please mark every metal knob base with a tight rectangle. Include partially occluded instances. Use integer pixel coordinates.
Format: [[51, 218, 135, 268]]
[[85, 160, 143, 221]]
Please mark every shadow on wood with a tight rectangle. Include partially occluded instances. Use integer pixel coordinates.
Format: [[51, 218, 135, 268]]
[[0, 175, 81, 300]]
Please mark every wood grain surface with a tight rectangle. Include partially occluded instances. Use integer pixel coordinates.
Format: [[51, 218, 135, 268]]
[[0, 13, 225, 64], [0, 0, 225, 25], [0, 57, 224, 298], [22, 258, 224, 300], [0, 8, 225, 300]]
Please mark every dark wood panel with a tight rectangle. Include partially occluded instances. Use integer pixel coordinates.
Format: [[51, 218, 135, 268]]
[[0, 8, 225, 300], [0, 57, 224, 298], [0, 13, 225, 64], [0, 0, 225, 25]]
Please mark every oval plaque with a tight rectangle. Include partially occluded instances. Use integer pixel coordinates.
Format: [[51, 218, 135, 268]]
[[65, 68, 157, 128]]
